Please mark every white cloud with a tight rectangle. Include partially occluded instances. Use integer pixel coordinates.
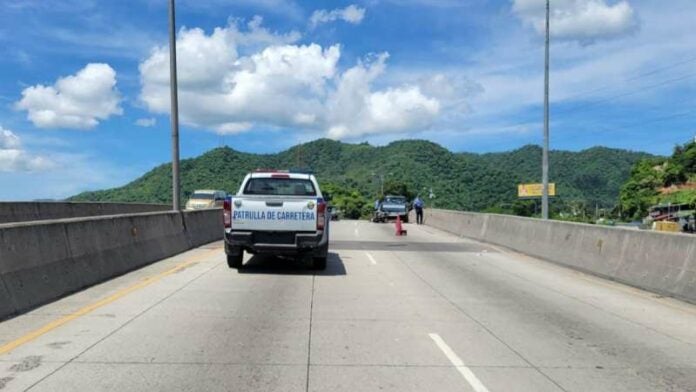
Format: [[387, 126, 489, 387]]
[[139, 19, 441, 139], [217, 122, 253, 134], [232, 15, 302, 48], [0, 128, 21, 149], [0, 126, 53, 172], [417, 73, 483, 112], [327, 54, 440, 139], [141, 36, 340, 132], [135, 118, 156, 127], [139, 17, 307, 133], [15, 63, 122, 129], [512, 0, 638, 43], [310, 5, 366, 28]]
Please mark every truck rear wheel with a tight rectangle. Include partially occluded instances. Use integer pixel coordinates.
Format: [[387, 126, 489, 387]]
[[227, 251, 243, 269], [312, 256, 327, 270]]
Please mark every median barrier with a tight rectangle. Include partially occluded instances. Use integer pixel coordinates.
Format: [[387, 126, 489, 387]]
[[0, 275, 14, 318], [0, 202, 170, 224], [183, 208, 224, 247], [424, 209, 696, 304], [0, 208, 222, 320]]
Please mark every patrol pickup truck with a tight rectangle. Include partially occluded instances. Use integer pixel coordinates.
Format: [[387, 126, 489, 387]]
[[223, 170, 330, 270]]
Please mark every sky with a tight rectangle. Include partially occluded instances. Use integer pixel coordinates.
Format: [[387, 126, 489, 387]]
[[1, 0, 695, 200]]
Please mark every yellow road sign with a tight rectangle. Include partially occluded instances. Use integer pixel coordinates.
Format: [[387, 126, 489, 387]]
[[518, 183, 556, 198]]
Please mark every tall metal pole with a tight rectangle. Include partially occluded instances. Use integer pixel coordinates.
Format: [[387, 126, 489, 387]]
[[169, 0, 181, 211], [381, 175, 384, 197], [541, 0, 550, 220]]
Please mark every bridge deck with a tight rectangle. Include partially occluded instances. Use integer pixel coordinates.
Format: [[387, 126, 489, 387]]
[[1, 221, 695, 391]]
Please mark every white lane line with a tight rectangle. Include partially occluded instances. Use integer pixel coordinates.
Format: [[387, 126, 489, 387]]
[[366, 252, 377, 265], [429, 333, 490, 392]]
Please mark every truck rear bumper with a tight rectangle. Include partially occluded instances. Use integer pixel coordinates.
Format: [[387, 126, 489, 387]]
[[225, 230, 328, 256], [375, 211, 408, 221]]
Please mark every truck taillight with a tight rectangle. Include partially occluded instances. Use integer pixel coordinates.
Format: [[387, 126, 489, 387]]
[[317, 199, 326, 230], [223, 198, 232, 228]]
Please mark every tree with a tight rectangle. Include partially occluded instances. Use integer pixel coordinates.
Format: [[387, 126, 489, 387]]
[[383, 180, 414, 200], [320, 182, 370, 219]]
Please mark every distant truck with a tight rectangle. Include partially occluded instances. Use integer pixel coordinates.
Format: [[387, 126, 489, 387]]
[[223, 170, 330, 270], [644, 203, 695, 233], [373, 195, 410, 223], [185, 190, 227, 210]]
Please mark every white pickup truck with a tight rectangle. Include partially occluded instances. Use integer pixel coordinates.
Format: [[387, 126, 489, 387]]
[[223, 170, 330, 270]]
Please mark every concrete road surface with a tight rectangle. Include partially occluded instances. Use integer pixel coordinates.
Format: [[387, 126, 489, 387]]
[[1, 220, 695, 391]]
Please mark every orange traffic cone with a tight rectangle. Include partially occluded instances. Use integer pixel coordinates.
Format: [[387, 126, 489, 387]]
[[395, 215, 407, 236]]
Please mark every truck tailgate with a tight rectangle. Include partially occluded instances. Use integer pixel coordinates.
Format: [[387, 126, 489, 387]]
[[231, 197, 318, 232]]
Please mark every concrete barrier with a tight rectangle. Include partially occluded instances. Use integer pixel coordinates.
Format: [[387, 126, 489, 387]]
[[183, 208, 224, 248], [423, 209, 696, 304], [0, 209, 223, 320], [0, 202, 170, 224]]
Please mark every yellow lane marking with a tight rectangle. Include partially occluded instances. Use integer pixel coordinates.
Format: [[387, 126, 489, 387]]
[[0, 248, 220, 356]]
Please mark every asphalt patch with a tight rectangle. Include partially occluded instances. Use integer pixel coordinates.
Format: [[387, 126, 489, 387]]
[[0, 377, 13, 390], [47, 341, 71, 349], [9, 356, 42, 372]]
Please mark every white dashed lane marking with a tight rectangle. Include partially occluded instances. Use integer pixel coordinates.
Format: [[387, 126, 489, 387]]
[[429, 333, 490, 392]]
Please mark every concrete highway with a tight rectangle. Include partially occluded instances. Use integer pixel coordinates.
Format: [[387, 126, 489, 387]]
[[1, 220, 695, 391]]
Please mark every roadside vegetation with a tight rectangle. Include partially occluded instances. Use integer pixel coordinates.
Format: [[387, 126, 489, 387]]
[[619, 140, 696, 220]]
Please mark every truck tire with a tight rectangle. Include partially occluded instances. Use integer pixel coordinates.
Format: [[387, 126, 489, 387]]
[[313, 256, 327, 270], [227, 251, 243, 269]]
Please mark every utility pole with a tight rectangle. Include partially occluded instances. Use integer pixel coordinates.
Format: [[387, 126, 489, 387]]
[[169, 0, 181, 211], [381, 175, 384, 197], [372, 173, 389, 197], [296, 143, 303, 168], [541, 0, 551, 220]]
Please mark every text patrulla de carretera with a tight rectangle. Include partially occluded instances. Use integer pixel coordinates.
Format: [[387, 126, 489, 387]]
[[233, 210, 316, 221]]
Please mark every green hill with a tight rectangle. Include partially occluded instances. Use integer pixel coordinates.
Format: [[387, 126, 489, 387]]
[[619, 140, 696, 220], [70, 139, 652, 218]]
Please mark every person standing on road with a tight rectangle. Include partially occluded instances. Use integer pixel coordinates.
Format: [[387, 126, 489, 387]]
[[413, 196, 424, 225], [373, 198, 382, 223]]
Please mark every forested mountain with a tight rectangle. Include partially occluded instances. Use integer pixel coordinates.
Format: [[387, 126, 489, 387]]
[[70, 139, 651, 218]]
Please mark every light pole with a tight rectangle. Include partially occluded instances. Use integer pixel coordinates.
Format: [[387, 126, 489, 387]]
[[169, 0, 181, 211], [541, 0, 551, 220]]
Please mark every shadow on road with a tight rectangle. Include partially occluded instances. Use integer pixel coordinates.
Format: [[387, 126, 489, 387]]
[[329, 240, 496, 253], [237, 252, 347, 276]]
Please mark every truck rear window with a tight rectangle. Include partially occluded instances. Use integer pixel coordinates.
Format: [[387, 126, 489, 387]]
[[191, 193, 214, 200], [243, 178, 317, 196]]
